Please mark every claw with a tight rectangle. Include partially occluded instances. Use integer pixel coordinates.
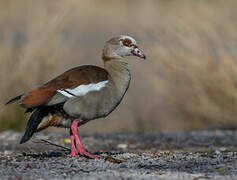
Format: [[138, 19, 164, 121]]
[[70, 153, 79, 157], [81, 151, 102, 159]]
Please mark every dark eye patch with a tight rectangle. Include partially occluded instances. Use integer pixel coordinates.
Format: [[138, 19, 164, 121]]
[[122, 38, 132, 47]]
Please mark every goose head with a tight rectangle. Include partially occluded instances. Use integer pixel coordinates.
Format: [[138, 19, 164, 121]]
[[102, 35, 146, 61]]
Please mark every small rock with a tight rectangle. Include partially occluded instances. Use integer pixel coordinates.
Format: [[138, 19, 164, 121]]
[[120, 163, 127, 168], [4, 150, 13, 155], [215, 150, 221, 155], [117, 144, 128, 149]]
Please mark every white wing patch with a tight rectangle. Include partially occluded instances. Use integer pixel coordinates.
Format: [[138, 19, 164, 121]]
[[57, 80, 108, 98]]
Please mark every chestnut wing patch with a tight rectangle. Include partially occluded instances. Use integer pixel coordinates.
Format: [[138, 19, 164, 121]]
[[19, 66, 108, 108], [20, 88, 57, 108]]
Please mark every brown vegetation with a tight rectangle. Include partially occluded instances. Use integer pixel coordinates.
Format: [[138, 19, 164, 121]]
[[1, 0, 237, 133]]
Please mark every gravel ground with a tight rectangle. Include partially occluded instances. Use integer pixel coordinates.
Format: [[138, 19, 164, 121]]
[[1, 130, 237, 180]]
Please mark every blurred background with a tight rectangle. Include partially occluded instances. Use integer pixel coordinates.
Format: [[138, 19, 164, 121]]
[[1, 0, 237, 133]]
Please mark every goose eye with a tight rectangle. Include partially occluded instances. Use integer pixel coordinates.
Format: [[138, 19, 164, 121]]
[[122, 38, 132, 47]]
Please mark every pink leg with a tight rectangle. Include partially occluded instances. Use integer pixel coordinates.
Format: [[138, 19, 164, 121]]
[[70, 129, 78, 157], [70, 121, 102, 159]]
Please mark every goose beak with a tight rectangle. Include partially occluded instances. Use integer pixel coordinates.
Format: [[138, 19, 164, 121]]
[[131, 47, 146, 59]]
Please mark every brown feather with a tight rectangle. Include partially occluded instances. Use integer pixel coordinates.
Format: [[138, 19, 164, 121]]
[[19, 65, 108, 108], [36, 114, 61, 132]]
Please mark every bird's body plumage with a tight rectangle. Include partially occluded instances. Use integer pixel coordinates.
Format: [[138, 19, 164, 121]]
[[6, 35, 145, 158]]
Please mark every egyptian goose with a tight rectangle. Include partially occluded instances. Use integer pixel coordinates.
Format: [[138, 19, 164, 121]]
[[6, 35, 146, 158]]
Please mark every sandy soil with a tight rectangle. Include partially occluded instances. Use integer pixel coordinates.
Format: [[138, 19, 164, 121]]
[[0, 130, 237, 180]]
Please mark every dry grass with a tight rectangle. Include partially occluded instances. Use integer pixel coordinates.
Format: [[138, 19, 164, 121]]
[[1, 0, 237, 132]]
